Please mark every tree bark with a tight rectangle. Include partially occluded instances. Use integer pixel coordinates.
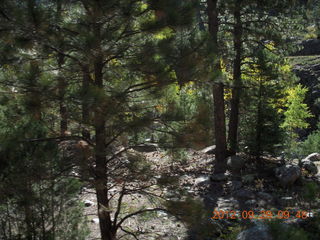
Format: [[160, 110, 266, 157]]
[[56, 0, 68, 136], [228, 0, 243, 155], [94, 57, 116, 240], [207, 0, 227, 173], [91, 10, 116, 239], [255, 80, 263, 161], [57, 53, 68, 136], [82, 65, 91, 140]]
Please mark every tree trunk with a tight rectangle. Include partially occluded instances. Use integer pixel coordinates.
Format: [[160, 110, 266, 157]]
[[57, 53, 68, 136], [91, 13, 115, 239], [228, 1, 243, 155], [56, 0, 68, 136], [94, 57, 116, 240], [207, 0, 227, 173], [82, 65, 91, 140], [255, 80, 263, 161]]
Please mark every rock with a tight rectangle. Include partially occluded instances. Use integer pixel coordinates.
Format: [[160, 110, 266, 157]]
[[194, 176, 210, 186], [157, 211, 168, 218], [210, 173, 228, 181], [275, 165, 301, 187], [300, 159, 318, 175], [91, 218, 99, 224], [227, 155, 246, 170], [304, 153, 320, 162], [279, 197, 294, 207], [257, 199, 268, 208], [234, 189, 255, 200], [257, 192, 273, 203], [283, 218, 306, 227], [237, 223, 273, 240], [84, 200, 94, 207], [242, 174, 256, 184], [293, 39, 320, 56], [245, 199, 257, 208], [131, 143, 158, 152], [58, 140, 92, 163], [216, 197, 240, 210], [201, 145, 216, 154], [226, 181, 243, 191]]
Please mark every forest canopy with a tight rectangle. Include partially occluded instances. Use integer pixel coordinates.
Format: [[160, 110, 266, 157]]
[[0, 0, 320, 240]]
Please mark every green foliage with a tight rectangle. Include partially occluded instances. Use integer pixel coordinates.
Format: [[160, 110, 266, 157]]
[[281, 84, 313, 131], [281, 84, 314, 157], [268, 220, 309, 240], [268, 216, 320, 240], [302, 182, 320, 201], [165, 198, 221, 239], [0, 80, 89, 239], [296, 130, 320, 156], [239, 46, 292, 156]]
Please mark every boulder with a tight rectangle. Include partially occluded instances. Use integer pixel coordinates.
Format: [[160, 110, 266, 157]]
[[227, 155, 246, 170], [300, 159, 318, 175], [216, 197, 240, 210], [275, 165, 301, 187], [84, 200, 94, 207], [194, 176, 210, 186], [304, 153, 320, 162], [279, 197, 294, 207], [210, 173, 229, 182], [91, 218, 99, 224], [234, 189, 255, 200], [131, 143, 158, 152], [201, 145, 216, 154], [226, 181, 243, 191], [242, 174, 256, 184], [245, 199, 258, 208], [237, 223, 273, 240], [293, 39, 320, 56], [257, 192, 273, 203]]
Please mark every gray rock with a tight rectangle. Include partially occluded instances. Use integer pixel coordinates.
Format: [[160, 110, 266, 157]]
[[210, 173, 228, 181], [257, 199, 268, 208], [91, 218, 99, 224], [226, 181, 243, 191], [201, 145, 216, 154], [279, 197, 294, 207], [131, 143, 158, 152], [294, 39, 320, 56], [245, 199, 257, 208], [237, 223, 273, 240], [300, 159, 318, 175], [304, 153, 320, 162], [257, 192, 274, 203], [194, 176, 210, 186], [227, 155, 246, 170], [242, 174, 256, 184], [217, 197, 240, 210], [283, 218, 306, 227], [275, 165, 301, 187], [234, 189, 255, 199], [84, 200, 94, 207]]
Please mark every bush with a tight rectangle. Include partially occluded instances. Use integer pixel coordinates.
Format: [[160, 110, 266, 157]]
[[297, 130, 320, 156]]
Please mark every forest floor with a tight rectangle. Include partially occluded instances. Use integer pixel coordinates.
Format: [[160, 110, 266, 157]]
[[80, 148, 320, 240]]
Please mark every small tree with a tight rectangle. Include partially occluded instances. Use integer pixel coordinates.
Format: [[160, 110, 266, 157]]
[[281, 84, 313, 156]]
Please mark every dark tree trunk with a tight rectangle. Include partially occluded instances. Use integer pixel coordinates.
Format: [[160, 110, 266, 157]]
[[91, 12, 116, 239], [94, 56, 116, 240], [57, 54, 68, 136], [56, 0, 68, 136], [82, 65, 91, 140], [207, 0, 227, 173], [255, 80, 263, 161], [228, 1, 243, 155]]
